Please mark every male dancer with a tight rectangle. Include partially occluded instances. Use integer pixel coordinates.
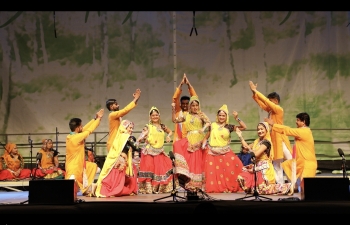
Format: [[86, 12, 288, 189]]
[[106, 88, 141, 152], [172, 74, 197, 143], [265, 112, 317, 192], [249, 81, 293, 184]]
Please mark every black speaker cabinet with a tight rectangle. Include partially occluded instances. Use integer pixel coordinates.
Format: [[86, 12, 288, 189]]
[[29, 179, 77, 204], [301, 177, 349, 201]]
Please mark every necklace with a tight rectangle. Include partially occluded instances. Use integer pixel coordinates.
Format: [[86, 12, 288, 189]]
[[218, 122, 225, 130], [190, 113, 198, 124], [152, 123, 162, 132]]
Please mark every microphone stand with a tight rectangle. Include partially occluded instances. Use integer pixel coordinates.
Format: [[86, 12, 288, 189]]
[[341, 156, 347, 179], [236, 158, 272, 201], [21, 151, 40, 205], [55, 127, 59, 154], [154, 152, 186, 202], [28, 134, 33, 177], [31, 154, 41, 181]]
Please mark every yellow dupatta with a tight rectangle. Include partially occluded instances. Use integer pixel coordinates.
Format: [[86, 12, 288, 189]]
[[95, 120, 134, 197]]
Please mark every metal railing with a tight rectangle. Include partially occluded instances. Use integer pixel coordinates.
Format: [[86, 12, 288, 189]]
[[1, 128, 349, 162]]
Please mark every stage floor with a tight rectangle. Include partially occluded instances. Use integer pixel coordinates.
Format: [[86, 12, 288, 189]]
[[1, 171, 350, 214], [0, 188, 301, 204], [1, 190, 350, 214]]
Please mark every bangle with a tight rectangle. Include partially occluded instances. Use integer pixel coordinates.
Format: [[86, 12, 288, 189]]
[[237, 118, 242, 122]]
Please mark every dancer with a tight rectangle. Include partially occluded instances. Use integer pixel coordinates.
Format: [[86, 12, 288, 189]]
[[106, 88, 141, 152], [65, 109, 104, 196], [172, 96, 211, 191], [235, 122, 292, 195], [137, 106, 175, 194], [265, 112, 317, 192], [203, 104, 246, 193], [94, 120, 138, 197], [172, 73, 198, 143], [249, 81, 292, 184]]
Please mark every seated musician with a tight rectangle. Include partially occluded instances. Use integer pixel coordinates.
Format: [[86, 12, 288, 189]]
[[0, 143, 31, 180], [32, 139, 65, 179]]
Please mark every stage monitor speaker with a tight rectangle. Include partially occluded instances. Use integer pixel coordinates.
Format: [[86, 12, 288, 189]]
[[301, 177, 349, 201], [29, 179, 77, 205]]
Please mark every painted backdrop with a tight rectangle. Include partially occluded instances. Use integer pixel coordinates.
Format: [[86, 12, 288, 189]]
[[0, 11, 349, 160]]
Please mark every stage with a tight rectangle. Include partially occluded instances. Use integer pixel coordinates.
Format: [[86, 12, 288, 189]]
[[1, 179, 350, 214]]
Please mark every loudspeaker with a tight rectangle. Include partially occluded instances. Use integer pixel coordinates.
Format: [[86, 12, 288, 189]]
[[301, 177, 349, 201], [29, 179, 77, 204]]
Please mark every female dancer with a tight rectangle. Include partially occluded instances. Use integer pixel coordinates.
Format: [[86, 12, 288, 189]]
[[137, 106, 175, 194], [94, 119, 138, 197], [235, 122, 292, 195], [203, 104, 246, 193], [172, 96, 211, 191]]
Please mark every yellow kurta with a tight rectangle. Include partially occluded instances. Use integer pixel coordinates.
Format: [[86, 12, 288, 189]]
[[182, 113, 209, 151], [252, 91, 292, 160], [145, 124, 166, 150], [208, 122, 231, 147], [65, 118, 101, 194], [107, 101, 136, 152], [272, 124, 317, 180], [172, 86, 197, 143]]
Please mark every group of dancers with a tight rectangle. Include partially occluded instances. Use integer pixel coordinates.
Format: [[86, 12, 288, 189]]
[[0, 73, 317, 198]]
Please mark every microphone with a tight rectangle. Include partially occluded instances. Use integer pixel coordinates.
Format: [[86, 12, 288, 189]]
[[169, 151, 175, 161], [28, 134, 31, 143], [338, 148, 345, 160], [36, 153, 42, 164], [249, 152, 256, 164], [249, 151, 256, 158]]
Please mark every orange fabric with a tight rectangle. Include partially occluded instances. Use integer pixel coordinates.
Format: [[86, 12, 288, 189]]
[[38, 149, 55, 168], [107, 101, 136, 152], [172, 86, 197, 143], [65, 118, 101, 193], [1, 143, 31, 180], [252, 91, 292, 160], [32, 148, 65, 179], [2, 154, 23, 173], [273, 124, 317, 180], [4, 143, 15, 154]]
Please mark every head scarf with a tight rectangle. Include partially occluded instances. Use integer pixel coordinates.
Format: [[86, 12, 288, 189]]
[[189, 96, 200, 113], [120, 120, 134, 134], [4, 143, 16, 154], [216, 104, 229, 124], [253, 121, 274, 160]]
